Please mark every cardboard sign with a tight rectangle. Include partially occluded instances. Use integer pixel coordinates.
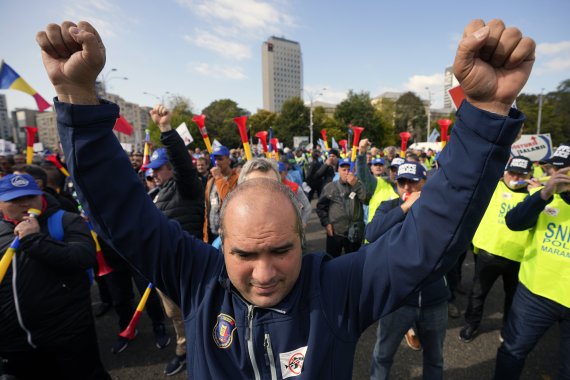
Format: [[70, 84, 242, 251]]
[[176, 122, 194, 146], [510, 134, 553, 162]]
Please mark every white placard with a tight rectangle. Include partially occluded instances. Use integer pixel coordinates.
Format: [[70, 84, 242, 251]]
[[176, 122, 194, 145]]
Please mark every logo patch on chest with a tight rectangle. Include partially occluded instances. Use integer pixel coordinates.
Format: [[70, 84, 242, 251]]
[[280, 346, 308, 378], [543, 206, 559, 217], [212, 313, 236, 349]]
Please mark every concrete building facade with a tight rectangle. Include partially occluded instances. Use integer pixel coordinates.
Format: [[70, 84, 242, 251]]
[[262, 36, 303, 112]]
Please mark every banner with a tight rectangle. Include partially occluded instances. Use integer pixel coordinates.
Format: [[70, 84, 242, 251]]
[[427, 128, 440, 143], [176, 122, 194, 145], [510, 134, 553, 162]]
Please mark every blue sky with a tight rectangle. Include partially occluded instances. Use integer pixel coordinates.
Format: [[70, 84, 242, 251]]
[[1, 0, 569, 114]]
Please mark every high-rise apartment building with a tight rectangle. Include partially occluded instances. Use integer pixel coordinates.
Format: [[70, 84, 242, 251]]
[[0, 94, 11, 140], [262, 36, 303, 112], [443, 66, 459, 109]]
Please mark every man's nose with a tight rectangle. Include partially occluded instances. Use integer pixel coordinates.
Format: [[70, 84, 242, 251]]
[[252, 257, 277, 284]]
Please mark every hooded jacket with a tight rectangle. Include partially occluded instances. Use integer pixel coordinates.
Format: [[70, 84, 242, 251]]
[[56, 99, 523, 379], [0, 193, 96, 353]]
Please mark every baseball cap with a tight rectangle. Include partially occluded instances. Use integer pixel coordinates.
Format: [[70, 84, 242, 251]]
[[389, 157, 406, 168], [371, 157, 385, 166], [278, 162, 287, 172], [145, 168, 154, 179], [505, 156, 532, 174], [396, 162, 427, 182], [145, 148, 169, 169], [212, 145, 230, 157], [329, 149, 340, 157], [543, 144, 570, 167], [0, 174, 43, 201], [338, 158, 351, 167]]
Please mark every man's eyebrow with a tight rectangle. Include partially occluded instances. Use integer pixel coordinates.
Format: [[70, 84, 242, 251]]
[[230, 241, 296, 255]]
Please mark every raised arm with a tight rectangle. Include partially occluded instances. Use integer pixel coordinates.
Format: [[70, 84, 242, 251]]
[[319, 19, 535, 337]]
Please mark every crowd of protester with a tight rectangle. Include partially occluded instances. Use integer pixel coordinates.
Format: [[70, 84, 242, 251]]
[[1, 17, 568, 380]]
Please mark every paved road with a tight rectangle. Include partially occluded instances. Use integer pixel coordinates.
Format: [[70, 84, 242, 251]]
[[94, 202, 560, 379]]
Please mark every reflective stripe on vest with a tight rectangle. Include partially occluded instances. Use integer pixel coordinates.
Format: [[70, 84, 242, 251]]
[[519, 194, 570, 308], [367, 178, 398, 223], [472, 181, 530, 262]]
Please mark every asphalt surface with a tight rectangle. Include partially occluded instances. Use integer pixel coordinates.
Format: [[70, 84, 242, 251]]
[[93, 202, 561, 379]]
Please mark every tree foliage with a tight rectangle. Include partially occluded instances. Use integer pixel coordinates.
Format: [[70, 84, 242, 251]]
[[201, 99, 249, 148], [395, 92, 427, 145], [334, 90, 386, 147]]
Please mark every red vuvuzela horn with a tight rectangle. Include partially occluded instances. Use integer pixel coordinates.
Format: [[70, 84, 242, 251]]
[[255, 131, 269, 157], [438, 119, 453, 149], [339, 139, 348, 156], [320, 129, 329, 151], [192, 115, 212, 154], [233, 116, 252, 161], [350, 126, 364, 171], [120, 283, 153, 340], [399, 131, 412, 157], [45, 154, 70, 177], [24, 126, 38, 164]]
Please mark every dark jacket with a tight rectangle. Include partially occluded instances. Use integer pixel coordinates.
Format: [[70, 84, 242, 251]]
[[365, 198, 450, 307], [56, 99, 523, 379], [316, 179, 369, 237], [153, 130, 204, 238], [0, 193, 96, 353]]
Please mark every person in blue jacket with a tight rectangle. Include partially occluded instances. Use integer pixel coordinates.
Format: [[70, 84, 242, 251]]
[[36, 19, 534, 380]]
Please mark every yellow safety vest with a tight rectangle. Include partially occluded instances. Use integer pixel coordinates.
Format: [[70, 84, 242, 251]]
[[519, 194, 570, 308], [533, 164, 545, 179], [472, 181, 530, 262], [367, 178, 398, 223]]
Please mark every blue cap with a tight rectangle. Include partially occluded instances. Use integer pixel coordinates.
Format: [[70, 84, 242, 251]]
[[371, 157, 385, 165], [145, 148, 169, 169], [396, 162, 427, 182], [145, 168, 154, 178], [338, 158, 351, 167], [0, 174, 43, 201], [278, 162, 287, 172], [212, 145, 230, 157], [389, 157, 406, 168]]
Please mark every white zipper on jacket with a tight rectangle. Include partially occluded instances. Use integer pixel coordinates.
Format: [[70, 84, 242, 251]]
[[247, 304, 261, 380], [264, 333, 277, 380], [11, 254, 36, 348]]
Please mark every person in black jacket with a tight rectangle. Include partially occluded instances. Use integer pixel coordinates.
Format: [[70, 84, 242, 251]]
[[366, 162, 450, 380], [0, 173, 109, 380], [145, 104, 205, 376]]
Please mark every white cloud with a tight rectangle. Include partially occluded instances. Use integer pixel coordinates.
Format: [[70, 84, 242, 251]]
[[62, 0, 121, 38], [184, 32, 251, 60], [176, 0, 295, 37], [192, 63, 246, 80], [537, 41, 570, 56], [404, 73, 444, 97], [542, 57, 570, 72]]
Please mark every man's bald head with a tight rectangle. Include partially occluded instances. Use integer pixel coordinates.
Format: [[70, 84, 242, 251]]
[[219, 178, 305, 250]]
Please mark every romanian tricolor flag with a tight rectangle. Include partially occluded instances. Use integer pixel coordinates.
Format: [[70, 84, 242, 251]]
[[0, 61, 51, 112]]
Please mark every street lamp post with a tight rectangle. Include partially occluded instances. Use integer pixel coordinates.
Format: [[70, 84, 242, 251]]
[[98, 68, 127, 95], [537, 88, 545, 134], [143, 91, 171, 105], [425, 87, 431, 142], [304, 88, 327, 146]]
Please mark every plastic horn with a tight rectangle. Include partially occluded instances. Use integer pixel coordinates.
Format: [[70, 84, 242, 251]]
[[270, 138, 280, 161], [24, 126, 38, 164], [45, 154, 70, 177], [119, 283, 153, 340], [192, 115, 212, 154], [339, 139, 348, 157], [71, 192, 113, 277], [0, 208, 41, 285], [320, 129, 329, 151], [438, 119, 453, 149], [350, 125, 364, 171], [141, 129, 151, 171], [233, 116, 252, 161], [399, 132, 412, 158], [255, 131, 270, 158]]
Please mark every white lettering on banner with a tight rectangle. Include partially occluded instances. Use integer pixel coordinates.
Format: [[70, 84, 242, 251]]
[[398, 164, 417, 176], [510, 158, 528, 169], [280, 346, 308, 378], [553, 145, 570, 159]]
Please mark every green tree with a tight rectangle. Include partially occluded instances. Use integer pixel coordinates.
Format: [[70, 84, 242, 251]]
[[201, 99, 249, 149], [274, 97, 310, 147], [395, 92, 427, 144], [334, 90, 386, 147]]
